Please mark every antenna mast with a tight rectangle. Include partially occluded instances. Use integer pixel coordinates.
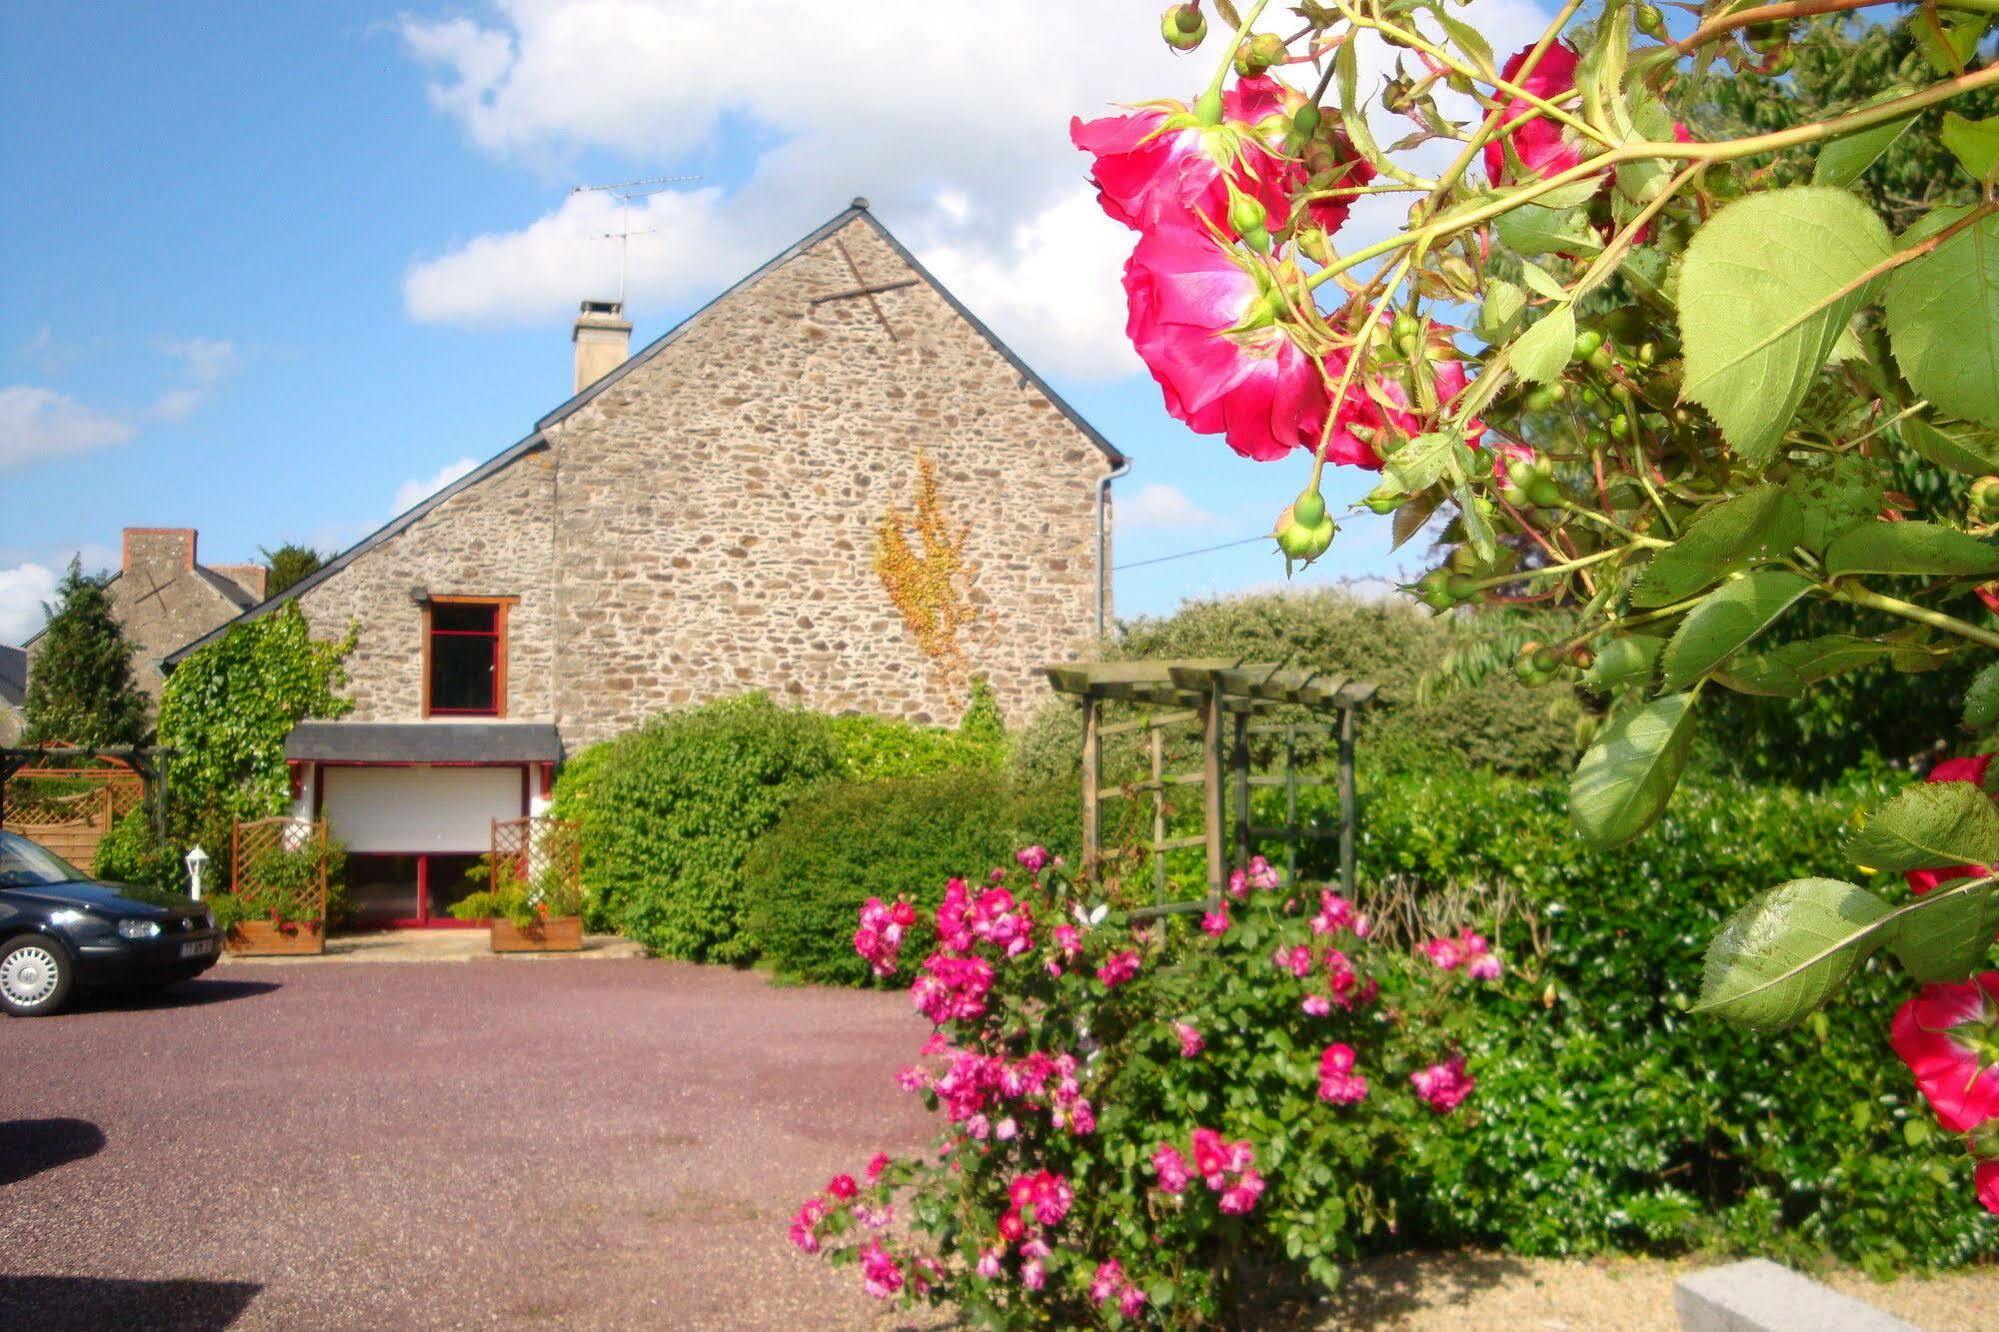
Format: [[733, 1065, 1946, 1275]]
[[570, 174, 702, 308]]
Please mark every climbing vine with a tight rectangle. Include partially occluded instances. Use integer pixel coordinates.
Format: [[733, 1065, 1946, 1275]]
[[874, 451, 980, 683]]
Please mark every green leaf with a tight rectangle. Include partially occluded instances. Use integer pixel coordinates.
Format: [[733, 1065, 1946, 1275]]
[[1435, 11, 1495, 77], [1660, 571, 1814, 691], [1679, 188, 1894, 464], [1848, 780, 1999, 873], [1916, 10, 1989, 76], [1456, 485, 1498, 562], [1496, 204, 1603, 257], [1891, 882, 1999, 983], [1812, 88, 1919, 188], [1512, 305, 1576, 384], [1631, 486, 1803, 608], [1390, 487, 1441, 552], [1783, 455, 1884, 554], [1517, 261, 1567, 301], [1943, 112, 1999, 183], [1385, 431, 1459, 493], [1965, 661, 1999, 731], [1569, 692, 1698, 848], [1695, 878, 1896, 1031], [1823, 521, 1999, 578], [1885, 206, 1999, 429], [1710, 653, 1805, 698], [1583, 634, 1664, 692], [1762, 634, 1900, 685], [1477, 280, 1526, 342], [1903, 417, 1999, 476]]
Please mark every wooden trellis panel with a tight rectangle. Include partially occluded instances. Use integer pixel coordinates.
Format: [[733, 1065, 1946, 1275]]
[[491, 816, 583, 905], [5, 787, 113, 867], [1044, 660, 1371, 919], [231, 817, 328, 925]]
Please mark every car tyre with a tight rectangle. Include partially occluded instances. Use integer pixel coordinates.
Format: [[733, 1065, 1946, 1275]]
[[0, 934, 73, 1017]]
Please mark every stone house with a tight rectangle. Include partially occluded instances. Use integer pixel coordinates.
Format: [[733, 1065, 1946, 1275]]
[[163, 201, 1128, 927], [0, 646, 24, 746], [22, 528, 266, 714]]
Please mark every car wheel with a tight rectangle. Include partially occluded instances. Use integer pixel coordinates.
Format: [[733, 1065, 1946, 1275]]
[[0, 935, 73, 1017]]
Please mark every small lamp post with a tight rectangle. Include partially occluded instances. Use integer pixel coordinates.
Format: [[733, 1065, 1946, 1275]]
[[185, 845, 210, 901]]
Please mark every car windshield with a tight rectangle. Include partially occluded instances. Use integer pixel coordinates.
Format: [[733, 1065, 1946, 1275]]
[[0, 831, 86, 888]]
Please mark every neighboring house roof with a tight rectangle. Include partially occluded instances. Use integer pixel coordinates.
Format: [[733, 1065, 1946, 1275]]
[[0, 645, 25, 708], [164, 200, 1125, 668], [286, 721, 564, 764]]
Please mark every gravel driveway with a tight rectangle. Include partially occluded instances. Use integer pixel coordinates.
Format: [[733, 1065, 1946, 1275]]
[[0, 960, 932, 1330]]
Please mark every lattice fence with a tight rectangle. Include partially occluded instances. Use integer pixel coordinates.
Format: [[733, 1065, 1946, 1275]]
[[231, 817, 329, 925], [3, 786, 113, 867], [492, 816, 583, 915]]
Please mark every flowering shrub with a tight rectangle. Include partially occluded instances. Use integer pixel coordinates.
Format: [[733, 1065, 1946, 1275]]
[[1068, 0, 1999, 1221], [789, 851, 1500, 1323]]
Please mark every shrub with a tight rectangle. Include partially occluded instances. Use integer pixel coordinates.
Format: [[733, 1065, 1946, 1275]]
[[552, 694, 841, 961], [93, 806, 182, 891], [789, 856, 1501, 1322], [829, 715, 1003, 783], [449, 852, 583, 929], [745, 770, 1080, 984], [1340, 768, 1999, 1272]]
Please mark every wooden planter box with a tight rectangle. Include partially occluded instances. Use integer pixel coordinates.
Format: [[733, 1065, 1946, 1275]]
[[226, 920, 325, 956], [491, 915, 583, 953]]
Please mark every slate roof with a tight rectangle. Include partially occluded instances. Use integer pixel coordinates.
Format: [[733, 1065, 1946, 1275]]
[[0, 645, 25, 708], [165, 200, 1121, 670], [285, 721, 564, 764]]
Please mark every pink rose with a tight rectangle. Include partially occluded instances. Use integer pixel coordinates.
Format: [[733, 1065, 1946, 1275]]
[[1891, 973, 1999, 1132]]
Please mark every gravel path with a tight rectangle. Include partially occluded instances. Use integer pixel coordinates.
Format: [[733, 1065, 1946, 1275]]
[[0, 960, 932, 1330]]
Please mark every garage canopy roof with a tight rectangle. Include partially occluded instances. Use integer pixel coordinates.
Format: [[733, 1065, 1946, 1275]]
[[285, 722, 563, 764]]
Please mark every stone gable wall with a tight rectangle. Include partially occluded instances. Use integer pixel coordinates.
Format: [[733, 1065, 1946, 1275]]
[[545, 217, 1108, 747], [289, 215, 1110, 751], [292, 452, 558, 723]]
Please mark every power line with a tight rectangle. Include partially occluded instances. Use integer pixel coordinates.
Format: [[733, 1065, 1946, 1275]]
[[1114, 534, 1269, 571]]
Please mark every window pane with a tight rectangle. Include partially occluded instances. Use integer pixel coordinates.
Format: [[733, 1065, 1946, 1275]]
[[432, 603, 496, 633], [428, 854, 489, 920], [346, 854, 419, 926], [430, 631, 496, 712]]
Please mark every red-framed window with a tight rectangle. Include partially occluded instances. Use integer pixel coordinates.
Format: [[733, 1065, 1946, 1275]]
[[424, 598, 510, 717]]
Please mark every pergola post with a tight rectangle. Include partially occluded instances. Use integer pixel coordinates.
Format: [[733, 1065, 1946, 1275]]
[[1200, 675, 1225, 910], [1339, 704, 1357, 897], [1080, 694, 1101, 880]]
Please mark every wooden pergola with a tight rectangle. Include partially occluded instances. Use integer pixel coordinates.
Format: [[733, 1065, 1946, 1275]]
[[1042, 660, 1376, 918], [0, 743, 173, 846]]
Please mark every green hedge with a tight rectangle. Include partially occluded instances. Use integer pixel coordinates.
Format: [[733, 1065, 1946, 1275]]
[[744, 770, 1079, 985], [828, 714, 1002, 783], [1337, 767, 1998, 1272], [550, 694, 841, 961]]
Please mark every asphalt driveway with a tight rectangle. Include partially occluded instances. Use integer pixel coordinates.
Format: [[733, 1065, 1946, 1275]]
[[0, 960, 933, 1330]]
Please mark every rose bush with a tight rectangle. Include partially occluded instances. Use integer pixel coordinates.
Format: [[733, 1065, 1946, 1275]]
[[1064, 0, 1999, 1218], [790, 849, 1504, 1324]]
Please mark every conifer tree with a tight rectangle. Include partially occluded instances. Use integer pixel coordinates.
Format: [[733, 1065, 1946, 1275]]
[[23, 559, 149, 747]]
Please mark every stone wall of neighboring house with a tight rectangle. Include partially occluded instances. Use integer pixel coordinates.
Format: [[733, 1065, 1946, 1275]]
[[0, 646, 23, 745], [24, 530, 261, 713], [290, 450, 559, 723], [544, 214, 1106, 747]]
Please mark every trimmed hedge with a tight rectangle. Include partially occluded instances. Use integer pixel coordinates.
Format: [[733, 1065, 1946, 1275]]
[[1337, 767, 1998, 1272], [744, 770, 1080, 985], [550, 694, 842, 961], [828, 714, 1003, 783]]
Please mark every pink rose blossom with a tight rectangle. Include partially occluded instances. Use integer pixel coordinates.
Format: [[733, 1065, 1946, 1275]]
[[787, 1196, 829, 1253], [1467, 952, 1504, 982], [859, 1240, 904, 1300], [1318, 1043, 1370, 1104], [1980, 1161, 1999, 1216], [826, 1173, 858, 1200], [1151, 1142, 1191, 1194], [1891, 973, 1999, 1132], [1218, 1168, 1265, 1215], [1007, 1169, 1075, 1227], [1173, 1021, 1206, 1057], [1302, 994, 1332, 1017], [1274, 944, 1314, 978], [1482, 41, 1588, 185], [1421, 936, 1464, 970], [1016, 845, 1050, 875], [1411, 1056, 1476, 1114], [1090, 1259, 1126, 1306], [975, 1247, 1004, 1280], [865, 1152, 891, 1181], [1096, 949, 1142, 988], [1311, 891, 1356, 934], [1120, 1286, 1149, 1317], [1201, 907, 1231, 937], [1020, 1238, 1051, 1291]]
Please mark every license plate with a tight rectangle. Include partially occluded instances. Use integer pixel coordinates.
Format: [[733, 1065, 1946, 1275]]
[[180, 939, 216, 959]]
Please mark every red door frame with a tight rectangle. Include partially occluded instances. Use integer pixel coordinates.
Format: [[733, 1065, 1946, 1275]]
[[310, 760, 532, 928]]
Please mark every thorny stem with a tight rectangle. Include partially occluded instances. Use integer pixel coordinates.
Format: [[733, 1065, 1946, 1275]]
[[1670, 0, 1999, 56]]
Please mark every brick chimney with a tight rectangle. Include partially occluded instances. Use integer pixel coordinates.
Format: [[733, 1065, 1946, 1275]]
[[123, 527, 198, 577], [573, 299, 632, 394]]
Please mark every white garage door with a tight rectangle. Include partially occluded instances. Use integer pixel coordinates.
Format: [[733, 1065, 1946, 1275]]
[[320, 765, 523, 853]]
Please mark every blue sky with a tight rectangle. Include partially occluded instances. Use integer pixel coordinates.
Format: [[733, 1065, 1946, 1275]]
[[0, 1, 1555, 644]]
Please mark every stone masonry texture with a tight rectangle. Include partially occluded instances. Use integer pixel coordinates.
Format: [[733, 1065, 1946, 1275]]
[[291, 214, 1116, 752]]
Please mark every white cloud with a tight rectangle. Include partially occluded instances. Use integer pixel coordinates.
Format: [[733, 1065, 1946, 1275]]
[[393, 456, 478, 515], [0, 562, 60, 645], [1118, 482, 1216, 532], [158, 337, 238, 383], [394, 1, 1557, 381], [0, 386, 137, 469]]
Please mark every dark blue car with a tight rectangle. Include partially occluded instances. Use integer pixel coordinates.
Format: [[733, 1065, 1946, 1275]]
[[0, 829, 221, 1016]]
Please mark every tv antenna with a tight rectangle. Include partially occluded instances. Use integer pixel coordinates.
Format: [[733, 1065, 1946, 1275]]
[[570, 174, 702, 307]]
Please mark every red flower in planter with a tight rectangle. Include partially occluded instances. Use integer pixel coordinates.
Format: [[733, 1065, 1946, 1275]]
[[1905, 754, 1996, 895], [1891, 973, 1999, 1133]]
